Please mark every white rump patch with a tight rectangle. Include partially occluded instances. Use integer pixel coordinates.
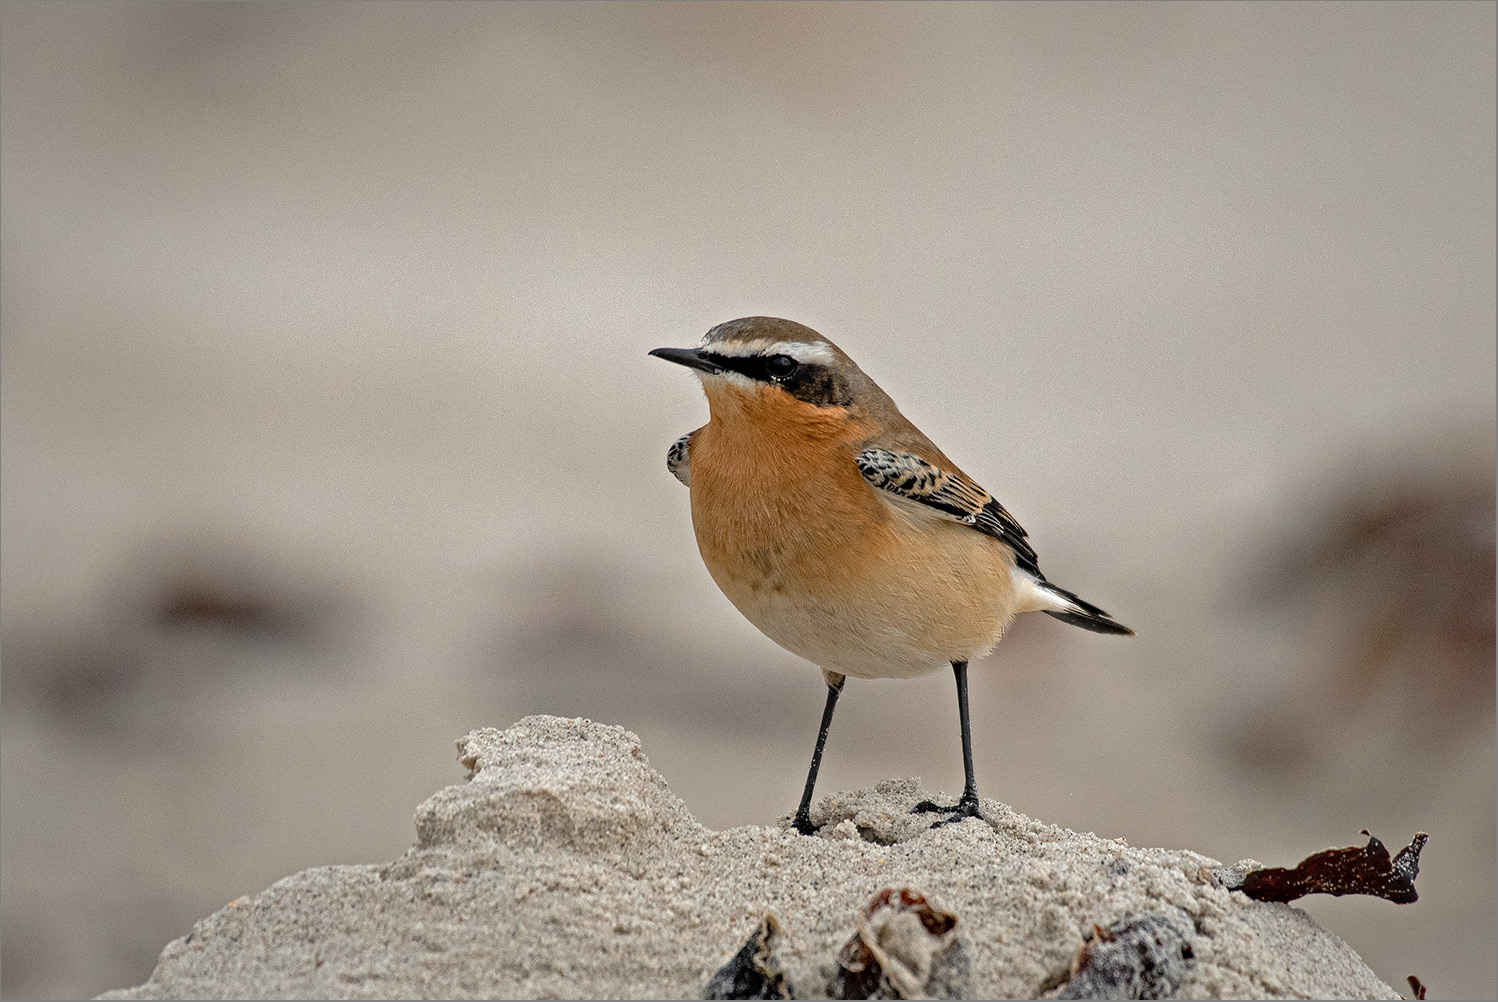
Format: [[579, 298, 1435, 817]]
[[1012, 569, 1080, 614]]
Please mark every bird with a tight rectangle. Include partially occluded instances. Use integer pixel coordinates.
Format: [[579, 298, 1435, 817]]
[[650, 317, 1131, 835]]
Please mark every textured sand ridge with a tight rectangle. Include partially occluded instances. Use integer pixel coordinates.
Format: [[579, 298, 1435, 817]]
[[102, 716, 1398, 1000]]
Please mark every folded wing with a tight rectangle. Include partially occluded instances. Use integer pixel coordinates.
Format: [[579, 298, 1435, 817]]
[[854, 447, 1041, 578], [667, 431, 696, 487]]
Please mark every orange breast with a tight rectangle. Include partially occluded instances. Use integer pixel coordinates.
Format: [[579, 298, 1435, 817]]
[[686, 383, 1019, 679], [691, 391, 877, 584]]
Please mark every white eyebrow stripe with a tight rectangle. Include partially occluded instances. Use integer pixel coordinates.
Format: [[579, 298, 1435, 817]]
[[699, 339, 836, 364]]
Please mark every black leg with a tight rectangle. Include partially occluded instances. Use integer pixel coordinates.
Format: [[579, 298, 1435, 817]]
[[913, 660, 983, 825], [792, 673, 845, 835]]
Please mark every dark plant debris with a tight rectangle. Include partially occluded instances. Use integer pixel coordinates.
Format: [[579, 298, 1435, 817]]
[[829, 887, 962, 1000], [1234, 830, 1428, 904], [1406, 974, 1428, 999], [1053, 909, 1196, 1000], [703, 914, 794, 1000]]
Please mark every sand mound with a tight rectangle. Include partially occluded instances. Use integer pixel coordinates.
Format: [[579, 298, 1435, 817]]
[[101, 715, 1397, 999]]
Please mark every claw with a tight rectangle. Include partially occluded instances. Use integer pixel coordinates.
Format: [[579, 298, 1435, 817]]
[[912, 794, 982, 827]]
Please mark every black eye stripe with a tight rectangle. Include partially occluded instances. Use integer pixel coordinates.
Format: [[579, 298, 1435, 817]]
[[698, 352, 804, 383], [697, 351, 850, 408]]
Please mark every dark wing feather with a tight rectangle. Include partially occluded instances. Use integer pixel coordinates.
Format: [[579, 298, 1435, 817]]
[[855, 448, 1041, 577], [667, 431, 695, 487]]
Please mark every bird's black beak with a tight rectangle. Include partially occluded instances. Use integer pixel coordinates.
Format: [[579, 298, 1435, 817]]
[[649, 346, 722, 374]]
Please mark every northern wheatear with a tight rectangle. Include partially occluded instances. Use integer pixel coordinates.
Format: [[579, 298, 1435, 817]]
[[651, 317, 1131, 835]]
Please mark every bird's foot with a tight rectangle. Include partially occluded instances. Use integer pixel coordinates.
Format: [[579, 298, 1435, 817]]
[[791, 812, 820, 836], [912, 793, 982, 827]]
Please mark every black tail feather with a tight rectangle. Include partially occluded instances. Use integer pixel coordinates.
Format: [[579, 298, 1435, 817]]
[[1039, 582, 1134, 636]]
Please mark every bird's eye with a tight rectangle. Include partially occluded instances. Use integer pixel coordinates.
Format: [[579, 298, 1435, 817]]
[[766, 354, 799, 379]]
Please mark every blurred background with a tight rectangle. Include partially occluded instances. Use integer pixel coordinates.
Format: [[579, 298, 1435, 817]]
[[1, 2, 1493, 998]]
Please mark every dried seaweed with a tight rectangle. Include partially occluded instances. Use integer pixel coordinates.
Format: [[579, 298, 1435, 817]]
[[1235, 831, 1428, 904]]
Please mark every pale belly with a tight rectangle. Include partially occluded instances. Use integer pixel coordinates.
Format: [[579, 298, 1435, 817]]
[[690, 489, 1022, 680]]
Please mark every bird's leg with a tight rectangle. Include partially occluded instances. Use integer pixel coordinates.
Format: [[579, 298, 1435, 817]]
[[791, 672, 845, 835], [913, 660, 983, 825]]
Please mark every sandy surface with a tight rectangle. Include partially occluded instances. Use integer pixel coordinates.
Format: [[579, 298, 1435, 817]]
[[102, 716, 1399, 1000], [2, 4, 1492, 999]]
